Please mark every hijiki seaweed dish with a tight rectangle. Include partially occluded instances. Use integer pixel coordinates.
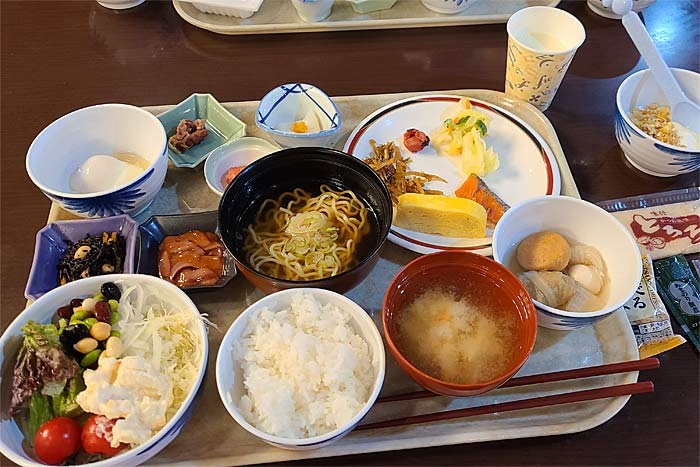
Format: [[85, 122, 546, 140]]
[[58, 232, 125, 285]]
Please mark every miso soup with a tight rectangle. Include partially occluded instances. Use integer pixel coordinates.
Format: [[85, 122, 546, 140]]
[[394, 286, 522, 385]]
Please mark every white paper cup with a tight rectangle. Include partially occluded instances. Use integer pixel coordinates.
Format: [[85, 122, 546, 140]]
[[505, 6, 585, 111]]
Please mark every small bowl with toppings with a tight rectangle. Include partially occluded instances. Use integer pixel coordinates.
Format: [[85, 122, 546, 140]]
[[492, 196, 642, 330], [615, 68, 700, 177], [157, 93, 247, 168], [255, 83, 341, 148], [137, 211, 236, 291], [26, 104, 168, 218], [216, 288, 385, 449], [383, 251, 537, 397], [25, 215, 138, 301], [0, 274, 208, 467], [203, 137, 280, 196], [218, 147, 392, 294]]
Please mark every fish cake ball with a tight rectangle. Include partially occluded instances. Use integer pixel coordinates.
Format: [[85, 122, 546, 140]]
[[517, 231, 571, 271]]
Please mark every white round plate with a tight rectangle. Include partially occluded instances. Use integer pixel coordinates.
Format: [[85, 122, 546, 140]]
[[343, 95, 561, 255]]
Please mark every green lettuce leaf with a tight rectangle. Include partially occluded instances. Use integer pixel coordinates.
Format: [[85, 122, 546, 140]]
[[51, 373, 85, 418], [21, 321, 60, 349], [22, 392, 54, 447]]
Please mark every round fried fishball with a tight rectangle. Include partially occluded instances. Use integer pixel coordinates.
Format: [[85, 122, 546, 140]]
[[517, 231, 571, 271]]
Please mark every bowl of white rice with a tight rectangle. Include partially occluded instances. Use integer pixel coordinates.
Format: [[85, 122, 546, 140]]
[[215, 288, 385, 449]]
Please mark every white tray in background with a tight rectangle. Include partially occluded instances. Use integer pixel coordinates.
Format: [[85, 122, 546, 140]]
[[172, 0, 560, 35], [44, 90, 638, 467]]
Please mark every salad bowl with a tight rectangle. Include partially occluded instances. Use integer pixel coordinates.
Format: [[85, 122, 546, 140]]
[[0, 274, 208, 467]]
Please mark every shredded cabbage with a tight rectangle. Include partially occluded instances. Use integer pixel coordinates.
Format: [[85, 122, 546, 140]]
[[115, 281, 206, 419]]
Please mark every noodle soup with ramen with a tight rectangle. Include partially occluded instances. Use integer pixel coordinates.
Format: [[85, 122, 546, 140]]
[[243, 185, 373, 281]]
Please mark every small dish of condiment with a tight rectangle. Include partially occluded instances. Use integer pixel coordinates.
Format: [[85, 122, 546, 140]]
[[157, 93, 246, 168], [137, 211, 236, 291], [255, 83, 341, 148], [203, 137, 280, 196]]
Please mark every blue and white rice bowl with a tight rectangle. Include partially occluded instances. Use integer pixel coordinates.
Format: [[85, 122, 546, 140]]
[[492, 196, 642, 331], [255, 83, 341, 148], [216, 288, 385, 450], [26, 104, 168, 218], [0, 274, 208, 467], [615, 68, 700, 177]]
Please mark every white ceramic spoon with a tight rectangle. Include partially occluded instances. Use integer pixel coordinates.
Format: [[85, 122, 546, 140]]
[[605, 0, 700, 133]]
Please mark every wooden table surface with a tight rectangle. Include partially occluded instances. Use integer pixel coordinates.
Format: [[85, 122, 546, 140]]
[[1, 0, 698, 465]]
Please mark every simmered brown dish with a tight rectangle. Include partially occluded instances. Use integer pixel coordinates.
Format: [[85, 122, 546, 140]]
[[158, 230, 224, 287]]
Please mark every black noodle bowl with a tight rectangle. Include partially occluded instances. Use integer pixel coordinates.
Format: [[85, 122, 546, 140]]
[[218, 147, 392, 291]]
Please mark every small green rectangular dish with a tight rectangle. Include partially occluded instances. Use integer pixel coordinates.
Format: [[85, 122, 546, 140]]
[[157, 93, 246, 168]]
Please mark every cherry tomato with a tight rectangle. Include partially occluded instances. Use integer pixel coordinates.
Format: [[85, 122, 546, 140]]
[[81, 415, 124, 457], [34, 417, 82, 465]]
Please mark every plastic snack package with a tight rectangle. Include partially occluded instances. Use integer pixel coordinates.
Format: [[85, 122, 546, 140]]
[[622, 254, 686, 358], [691, 258, 700, 282], [597, 187, 699, 260], [653, 254, 700, 352]]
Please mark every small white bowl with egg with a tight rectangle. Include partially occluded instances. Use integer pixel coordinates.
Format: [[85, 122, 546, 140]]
[[216, 288, 385, 450], [26, 104, 168, 218], [615, 68, 700, 177], [203, 137, 280, 196], [0, 274, 208, 467], [255, 83, 341, 148], [492, 196, 642, 331]]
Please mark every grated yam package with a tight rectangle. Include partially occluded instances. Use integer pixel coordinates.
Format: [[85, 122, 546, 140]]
[[598, 189, 699, 357]]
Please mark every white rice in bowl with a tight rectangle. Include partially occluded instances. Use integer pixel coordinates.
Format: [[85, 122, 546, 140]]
[[235, 292, 374, 439]]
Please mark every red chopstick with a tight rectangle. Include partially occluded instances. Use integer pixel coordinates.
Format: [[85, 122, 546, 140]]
[[376, 358, 660, 404], [356, 381, 654, 431]]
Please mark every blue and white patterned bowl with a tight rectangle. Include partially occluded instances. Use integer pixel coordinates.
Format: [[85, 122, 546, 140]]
[[493, 196, 642, 331], [421, 0, 472, 15], [26, 104, 168, 218], [216, 288, 385, 450], [0, 274, 208, 467], [615, 68, 700, 177], [255, 83, 341, 148]]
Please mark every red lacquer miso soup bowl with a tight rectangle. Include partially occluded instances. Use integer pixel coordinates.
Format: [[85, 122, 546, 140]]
[[383, 251, 537, 397]]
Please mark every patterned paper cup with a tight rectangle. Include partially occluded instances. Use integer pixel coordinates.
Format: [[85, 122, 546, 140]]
[[505, 6, 585, 111]]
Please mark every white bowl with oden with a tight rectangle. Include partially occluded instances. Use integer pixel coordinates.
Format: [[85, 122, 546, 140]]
[[493, 196, 642, 330]]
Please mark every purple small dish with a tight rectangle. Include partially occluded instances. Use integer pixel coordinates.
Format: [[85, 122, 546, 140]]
[[24, 215, 138, 301]]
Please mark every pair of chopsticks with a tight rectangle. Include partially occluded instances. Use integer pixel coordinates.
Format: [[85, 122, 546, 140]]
[[355, 358, 658, 431]]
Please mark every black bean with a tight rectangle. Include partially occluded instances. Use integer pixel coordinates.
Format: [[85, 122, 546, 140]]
[[100, 282, 121, 301], [60, 324, 90, 352]]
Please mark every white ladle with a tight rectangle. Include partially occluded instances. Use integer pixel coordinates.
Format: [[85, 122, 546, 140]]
[[605, 0, 700, 133]]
